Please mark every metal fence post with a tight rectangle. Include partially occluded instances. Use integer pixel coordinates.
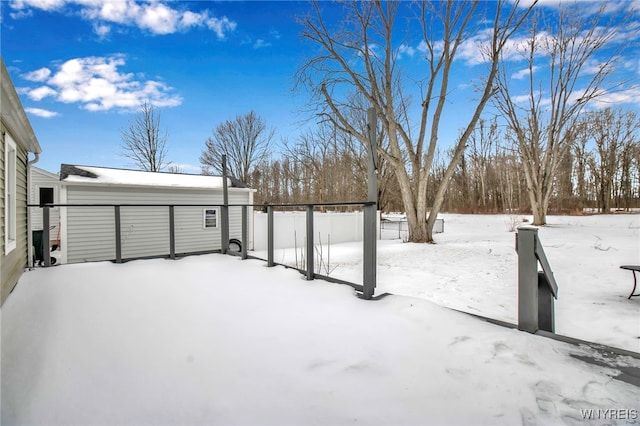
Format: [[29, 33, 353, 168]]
[[362, 107, 378, 299], [306, 205, 314, 280], [115, 205, 122, 263], [43, 205, 51, 267], [241, 205, 248, 260], [221, 155, 230, 254], [517, 227, 538, 333], [267, 205, 274, 267], [169, 205, 175, 260], [538, 272, 555, 332]]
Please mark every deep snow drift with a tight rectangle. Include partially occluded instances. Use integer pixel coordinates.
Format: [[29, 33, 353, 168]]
[[2, 219, 639, 426]]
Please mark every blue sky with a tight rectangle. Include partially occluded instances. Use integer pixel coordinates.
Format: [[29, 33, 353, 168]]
[[2, 0, 639, 175]]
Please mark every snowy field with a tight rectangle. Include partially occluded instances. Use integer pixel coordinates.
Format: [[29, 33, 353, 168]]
[[259, 213, 640, 353], [1, 214, 639, 425]]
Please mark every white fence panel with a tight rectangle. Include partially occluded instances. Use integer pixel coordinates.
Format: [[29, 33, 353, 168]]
[[253, 211, 370, 251]]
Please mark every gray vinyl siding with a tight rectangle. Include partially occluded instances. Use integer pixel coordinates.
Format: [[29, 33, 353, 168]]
[[29, 168, 60, 240], [1, 138, 29, 305], [64, 185, 251, 264]]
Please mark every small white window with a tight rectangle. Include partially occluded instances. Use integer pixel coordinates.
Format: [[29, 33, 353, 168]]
[[4, 134, 17, 253], [203, 208, 218, 228]]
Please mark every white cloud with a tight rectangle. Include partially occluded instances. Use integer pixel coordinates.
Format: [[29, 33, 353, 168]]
[[398, 44, 415, 59], [22, 67, 51, 82], [589, 86, 640, 109], [253, 39, 271, 49], [10, 0, 237, 38], [206, 16, 237, 39], [11, 0, 66, 11], [25, 85, 57, 100], [21, 55, 182, 112], [136, 2, 178, 34], [25, 107, 59, 118], [93, 22, 111, 38], [512, 66, 539, 80]]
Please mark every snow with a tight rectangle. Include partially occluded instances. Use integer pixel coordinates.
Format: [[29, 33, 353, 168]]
[[62, 165, 229, 189], [2, 214, 639, 425], [260, 213, 640, 353]]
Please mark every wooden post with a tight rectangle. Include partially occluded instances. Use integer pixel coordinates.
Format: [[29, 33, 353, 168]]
[[306, 205, 314, 280], [169, 205, 175, 260], [115, 205, 122, 263]]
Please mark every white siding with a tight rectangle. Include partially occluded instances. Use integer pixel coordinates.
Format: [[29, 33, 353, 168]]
[[29, 167, 60, 240], [63, 184, 252, 264]]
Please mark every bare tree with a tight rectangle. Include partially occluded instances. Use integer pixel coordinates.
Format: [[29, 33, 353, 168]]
[[121, 102, 170, 172], [492, 4, 635, 225], [586, 108, 640, 213], [200, 110, 274, 183], [297, 0, 534, 242]]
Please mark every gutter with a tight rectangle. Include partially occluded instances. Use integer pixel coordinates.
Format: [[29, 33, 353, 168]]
[[26, 152, 40, 269]]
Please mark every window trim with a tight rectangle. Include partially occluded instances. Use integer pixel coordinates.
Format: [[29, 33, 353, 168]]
[[203, 207, 219, 229], [4, 134, 17, 254]]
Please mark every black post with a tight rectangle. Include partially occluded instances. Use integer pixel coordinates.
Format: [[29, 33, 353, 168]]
[[306, 205, 314, 280], [221, 155, 230, 254], [43, 205, 51, 267], [169, 205, 175, 260], [241, 205, 248, 260], [115, 205, 122, 263], [267, 205, 274, 267]]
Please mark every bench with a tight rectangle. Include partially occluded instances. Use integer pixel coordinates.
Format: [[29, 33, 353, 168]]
[[619, 265, 640, 299]]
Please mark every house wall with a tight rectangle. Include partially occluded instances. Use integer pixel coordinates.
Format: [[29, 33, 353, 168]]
[[61, 184, 252, 264], [29, 168, 61, 240], [1, 131, 29, 305]]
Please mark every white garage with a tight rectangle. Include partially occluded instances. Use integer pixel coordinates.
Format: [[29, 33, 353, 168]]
[[58, 164, 254, 264]]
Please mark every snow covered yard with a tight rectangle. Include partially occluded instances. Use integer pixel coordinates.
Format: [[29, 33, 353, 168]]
[[1, 250, 639, 425], [264, 214, 639, 352]]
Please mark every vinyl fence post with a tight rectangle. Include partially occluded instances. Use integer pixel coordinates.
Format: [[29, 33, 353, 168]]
[[221, 155, 230, 254], [267, 205, 274, 267], [538, 272, 555, 332], [43, 205, 51, 267], [241, 205, 248, 260], [115, 205, 122, 264], [169, 205, 175, 260], [362, 107, 378, 300], [517, 227, 538, 333], [306, 205, 314, 280]]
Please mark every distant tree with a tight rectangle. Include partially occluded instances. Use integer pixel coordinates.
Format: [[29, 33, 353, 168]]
[[200, 110, 274, 184], [585, 108, 640, 213], [492, 4, 635, 225], [121, 101, 170, 172], [167, 164, 183, 174]]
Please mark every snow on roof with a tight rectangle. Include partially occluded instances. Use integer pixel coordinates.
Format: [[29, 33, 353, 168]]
[[60, 164, 248, 189]]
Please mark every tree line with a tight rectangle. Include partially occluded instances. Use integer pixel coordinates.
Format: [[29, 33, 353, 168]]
[[242, 108, 640, 216]]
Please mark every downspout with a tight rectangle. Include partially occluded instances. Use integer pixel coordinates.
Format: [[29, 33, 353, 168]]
[[27, 152, 40, 268]]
